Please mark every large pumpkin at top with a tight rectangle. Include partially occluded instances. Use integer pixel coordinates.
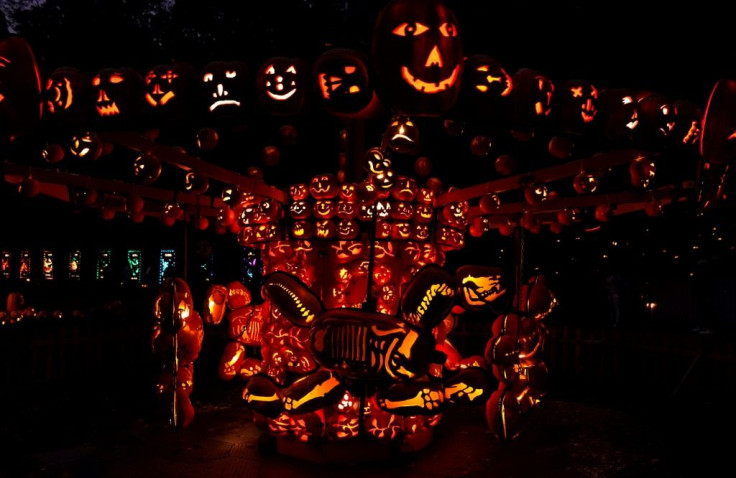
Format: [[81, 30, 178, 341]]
[[0, 35, 42, 146], [371, 0, 463, 117]]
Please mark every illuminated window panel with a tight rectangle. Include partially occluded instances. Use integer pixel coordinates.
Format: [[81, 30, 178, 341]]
[[42, 250, 55, 280], [159, 249, 176, 284], [199, 254, 214, 283], [19, 250, 31, 282], [1, 251, 10, 279], [69, 250, 82, 280], [96, 250, 112, 281], [127, 250, 142, 282], [242, 247, 263, 285]]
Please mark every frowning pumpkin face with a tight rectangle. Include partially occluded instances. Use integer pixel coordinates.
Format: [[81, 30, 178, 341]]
[[201, 60, 249, 119], [372, 0, 464, 116]]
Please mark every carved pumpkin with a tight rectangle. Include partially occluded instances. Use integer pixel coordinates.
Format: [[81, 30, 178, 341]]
[[456, 265, 506, 310], [597, 88, 639, 145], [511, 68, 555, 132], [700, 78, 736, 165], [554, 79, 598, 135], [200, 60, 250, 120], [44, 66, 91, 126], [459, 54, 512, 120], [0, 35, 42, 145], [636, 92, 676, 147], [309, 173, 339, 199], [372, 0, 464, 116], [91, 67, 145, 126], [144, 62, 195, 121], [384, 114, 420, 154], [314, 48, 381, 118], [255, 57, 309, 116]]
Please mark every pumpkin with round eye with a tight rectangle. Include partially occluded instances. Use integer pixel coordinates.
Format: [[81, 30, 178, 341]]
[[91, 67, 145, 126], [555, 79, 599, 135], [0, 35, 42, 145], [201, 60, 250, 120], [44, 66, 92, 126], [391, 175, 418, 201], [511, 68, 555, 132], [256, 57, 309, 116], [289, 200, 312, 220], [339, 183, 357, 201], [459, 54, 512, 120], [365, 149, 395, 190], [144, 62, 195, 121], [314, 48, 381, 119], [290, 183, 309, 201], [384, 114, 420, 154], [372, 0, 464, 117]]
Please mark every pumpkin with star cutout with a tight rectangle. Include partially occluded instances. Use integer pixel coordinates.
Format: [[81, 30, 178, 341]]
[[372, 0, 464, 116]]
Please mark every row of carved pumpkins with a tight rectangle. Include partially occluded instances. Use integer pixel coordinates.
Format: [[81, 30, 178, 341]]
[[1, 34, 702, 149]]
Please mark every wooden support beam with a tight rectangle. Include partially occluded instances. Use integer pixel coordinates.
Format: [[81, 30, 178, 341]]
[[97, 131, 288, 203], [434, 149, 651, 207]]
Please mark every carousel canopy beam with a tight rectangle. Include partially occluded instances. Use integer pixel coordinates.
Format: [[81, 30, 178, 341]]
[[435, 149, 653, 207], [97, 131, 288, 203]]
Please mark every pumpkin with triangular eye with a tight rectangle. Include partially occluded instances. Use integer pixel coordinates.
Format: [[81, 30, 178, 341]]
[[0, 35, 42, 146], [314, 48, 381, 119], [144, 62, 196, 122], [255, 56, 309, 116], [459, 54, 512, 121], [372, 0, 464, 117], [91, 67, 145, 128], [200, 60, 250, 121], [44, 66, 92, 126]]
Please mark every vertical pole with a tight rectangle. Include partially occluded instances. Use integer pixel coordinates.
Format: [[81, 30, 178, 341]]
[[513, 225, 526, 312]]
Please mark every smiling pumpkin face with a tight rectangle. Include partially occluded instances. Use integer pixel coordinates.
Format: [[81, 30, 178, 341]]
[[256, 57, 308, 116], [372, 0, 463, 116]]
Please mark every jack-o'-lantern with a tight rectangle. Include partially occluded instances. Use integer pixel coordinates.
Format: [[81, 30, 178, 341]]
[[597, 88, 639, 145], [412, 223, 430, 241], [384, 114, 420, 154], [255, 57, 309, 116], [44, 66, 91, 125], [91, 67, 145, 125], [315, 219, 336, 239], [413, 203, 433, 222], [555, 79, 598, 135], [372, 0, 464, 116], [69, 132, 103, 160], [289, 200, 311, 220], [336, 200, 357, 219], [336, 219, 359, 240], [144, 62, 195, 121], [330, 240, 365, 264], [204, 284, 228, 325], [339, 183, 357, 201], [201, 60, 250, 120], [392, 175, 418, 201], [701, 78, 736, 165], [636, 92, 676, 147], [309, 173, 339, 199], [391, 222, 412, 240], [573, 172, 598, 194], [365, 148, 395, 189], [391, 201, 414, 220], [314, 48, 380, 119], [0, 35, 41, 145], [511, 68, 555, 131], [457, 265, 506, 310], [184, 171, 209, 194], [313, 200, 336, 219], [291, 220, 313, 239], [672, 99, 702, 147], [459, 54, 512, 120], [290, 183, 309, 201], [629, 155, 656, 188]]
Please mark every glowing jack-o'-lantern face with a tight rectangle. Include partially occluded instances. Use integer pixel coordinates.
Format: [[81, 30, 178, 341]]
[[637, 92, 676, 144], [337, 200, 358, 219], [92, 68, 145, 120], [144, 63, 194, 119], [69, 132, 103, 160], [460, 54, 512, 119], [599, 88, 640, 144], [315, 48, 379, 119], [201, 60, 249, 118], [330, 240, 365, 264], [372, 0, 464, 116], [256, 57, 308, 116], [290, 183, 309, 201], [336, 219, 359, 240], [511, 68, 554, 130], [384, 115, 420, 154], [289, 200, 311, 220], [339, 183, 357, 201], [365, 149, 395, 190], [313, 200, 336, 219], [0, 36, 42, 144], [44, 66, 91, 123], [556, 79, 598, 135], [310, 174, 339, 199]]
